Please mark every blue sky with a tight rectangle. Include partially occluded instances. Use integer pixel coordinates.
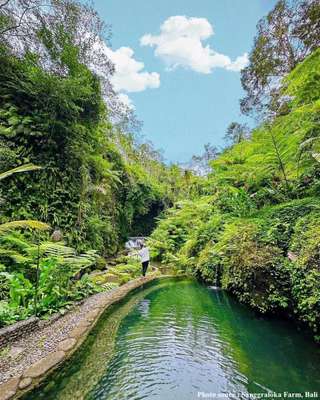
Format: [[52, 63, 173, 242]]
[[94, 0, 276, 163]]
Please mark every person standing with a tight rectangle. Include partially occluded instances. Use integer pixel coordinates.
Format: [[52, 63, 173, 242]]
[[138, 242, 150, 277]]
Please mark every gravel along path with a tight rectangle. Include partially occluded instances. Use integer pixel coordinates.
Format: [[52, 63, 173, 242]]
[[0, 275, 158, 386]]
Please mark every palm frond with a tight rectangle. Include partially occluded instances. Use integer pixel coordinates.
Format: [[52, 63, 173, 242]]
[[0, 164, 42, 181], [0, 220, 51, 233]]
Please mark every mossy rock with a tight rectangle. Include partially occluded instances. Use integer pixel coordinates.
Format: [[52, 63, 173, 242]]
[[106, 274, 121, 283], [108, 262, 140, 277], [91, 273, 120, 285], [95, 256, 107, 271], [118, 273, 131, 285]]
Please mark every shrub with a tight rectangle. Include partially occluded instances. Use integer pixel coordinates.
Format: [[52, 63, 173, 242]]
[[215, 220, 290, 313], [289, 213, 320, 336]]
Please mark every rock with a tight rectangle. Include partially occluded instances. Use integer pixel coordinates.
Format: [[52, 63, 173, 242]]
[[0, 377, 20, 400], [23, 351, 65, 379], [19, 377, 32, 390], [0, 390, 15, 400], [104, 273, 120, 283], [57, 338, 76, 352], [69, 325, 88, 339]]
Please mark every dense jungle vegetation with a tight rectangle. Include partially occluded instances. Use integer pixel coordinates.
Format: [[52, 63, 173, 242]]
[[0, 0, 320, 343], [0, 0, 204, 326]]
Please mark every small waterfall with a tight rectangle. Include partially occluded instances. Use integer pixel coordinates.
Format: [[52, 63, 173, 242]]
[[125, 237, 146, 255], [209, 265, 220, 290]]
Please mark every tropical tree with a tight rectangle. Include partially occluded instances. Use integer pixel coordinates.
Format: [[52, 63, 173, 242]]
[[0, 0, 137, 128], [224, 122, 251, 145], [240, 0, 320, 116]]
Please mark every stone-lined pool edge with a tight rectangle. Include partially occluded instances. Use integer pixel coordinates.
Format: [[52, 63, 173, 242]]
[[0, 274, 173, 400]]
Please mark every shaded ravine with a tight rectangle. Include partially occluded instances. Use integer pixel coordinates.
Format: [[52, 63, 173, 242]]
[[25, 279, 320, 400]]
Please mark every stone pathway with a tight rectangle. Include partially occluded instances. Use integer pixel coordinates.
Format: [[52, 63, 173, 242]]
[[0, 275, 159, 400]]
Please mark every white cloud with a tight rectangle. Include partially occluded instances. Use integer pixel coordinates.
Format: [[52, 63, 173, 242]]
[[91, 40, 160, 108], [102, 46, 160, 93], [140, 16, 248, 74], [225, 53, 249, 71]]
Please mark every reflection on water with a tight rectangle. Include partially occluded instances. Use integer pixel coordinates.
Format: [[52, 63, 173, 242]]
[[137, 299, 151, 318], [25, 279, 320, 400]]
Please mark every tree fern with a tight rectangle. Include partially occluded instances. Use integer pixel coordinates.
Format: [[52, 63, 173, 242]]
[[39, 242, 98, 269], [0, 220, 50, 233], [0, 232, 33, 252]]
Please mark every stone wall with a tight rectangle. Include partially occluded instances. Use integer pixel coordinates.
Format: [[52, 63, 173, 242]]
[[0, 317, 39, 349], [0, 312, 63, 349]]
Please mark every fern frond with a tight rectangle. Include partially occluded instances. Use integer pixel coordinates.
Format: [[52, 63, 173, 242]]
[[63, 256, 95, 268], [0, 220, 51, 233], [0, 233, 35, 252], [0, 248, 19, 256], [106, 170, 122, 185], [40, 243, 97, 268], [40, 242, 76, 257], [0, 164, 42, 181], [0, 248, 32, 263]]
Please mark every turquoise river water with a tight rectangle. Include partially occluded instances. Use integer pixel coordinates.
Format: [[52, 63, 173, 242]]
[[24, 278, 320, 400]]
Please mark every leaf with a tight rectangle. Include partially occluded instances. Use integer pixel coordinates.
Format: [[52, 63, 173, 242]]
[[40, 242, 76, 257], [0, 164, 42, 181]]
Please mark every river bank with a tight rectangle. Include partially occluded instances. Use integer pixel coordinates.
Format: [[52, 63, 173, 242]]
[[0, 274, 165, 400]]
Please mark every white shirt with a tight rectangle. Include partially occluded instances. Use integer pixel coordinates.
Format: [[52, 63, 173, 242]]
[[139, 247, 150, 262]]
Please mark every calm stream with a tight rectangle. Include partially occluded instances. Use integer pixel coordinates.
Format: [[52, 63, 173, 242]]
[[25, 278, 320, 400]]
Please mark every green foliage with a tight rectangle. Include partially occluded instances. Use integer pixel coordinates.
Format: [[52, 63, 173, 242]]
[[0, 31, 185, 255], [0, 232, 102, 326], [0, 220, 50, 233], [215, 220, 290, 313], [0, 163, 42, 181], [0, 0, 319, 342], [150, 50, 320, 339], [149, 197, 213, 264], [288, 213, 320, 334], [258, 198, 320, 251], [0, 2, 197, 327], [0, 163, 51, 234], [89, 256, 142, 288]]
